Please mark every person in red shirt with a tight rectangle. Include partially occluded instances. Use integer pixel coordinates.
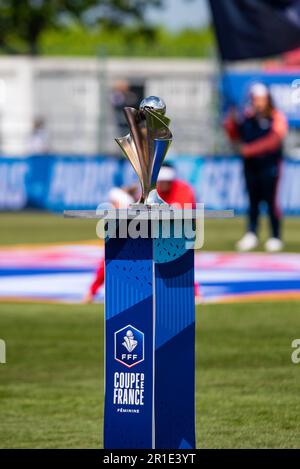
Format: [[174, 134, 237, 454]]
[[157, 163, 196, 207], [157, 162, 199, 298]]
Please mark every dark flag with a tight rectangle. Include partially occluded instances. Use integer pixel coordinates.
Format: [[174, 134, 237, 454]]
[[209, 0, 300, 61]]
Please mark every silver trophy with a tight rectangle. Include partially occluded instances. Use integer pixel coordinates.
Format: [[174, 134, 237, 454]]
[[115, 96, 173, 205]]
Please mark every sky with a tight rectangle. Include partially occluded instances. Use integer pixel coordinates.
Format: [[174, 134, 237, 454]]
[[146, 0, 211, 30]]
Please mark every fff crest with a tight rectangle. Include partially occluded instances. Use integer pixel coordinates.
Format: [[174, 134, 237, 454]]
[[114, 325, 144, 368]]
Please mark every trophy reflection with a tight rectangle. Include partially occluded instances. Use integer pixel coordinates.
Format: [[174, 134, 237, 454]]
[[115, 96, 173, 206]]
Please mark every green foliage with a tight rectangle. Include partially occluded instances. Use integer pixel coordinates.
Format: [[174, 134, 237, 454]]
[[0, 1, 213, 57], [0, 0, 163, 55], [39, 24, 214, 57]]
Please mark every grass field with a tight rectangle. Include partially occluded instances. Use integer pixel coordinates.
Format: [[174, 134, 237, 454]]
[[1, 211, 300, 251], [0, 212, 300, 448], [1, 302, 300, 448]]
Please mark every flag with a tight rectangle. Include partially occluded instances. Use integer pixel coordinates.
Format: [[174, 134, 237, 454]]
[[209, 0, 300, 61]]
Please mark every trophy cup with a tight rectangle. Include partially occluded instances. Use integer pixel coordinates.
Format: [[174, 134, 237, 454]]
[[115, 96, 172, 205]]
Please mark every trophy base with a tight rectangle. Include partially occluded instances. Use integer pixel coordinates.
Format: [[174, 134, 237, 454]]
[[104, 216, 196, 449], [134, 189, 168, 207]]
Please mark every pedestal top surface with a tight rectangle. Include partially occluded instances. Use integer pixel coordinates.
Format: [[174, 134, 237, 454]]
[[64, 207, 234, 220]]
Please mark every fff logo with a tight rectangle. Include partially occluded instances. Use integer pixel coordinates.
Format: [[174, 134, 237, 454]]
[[114, 325, 144, 368]]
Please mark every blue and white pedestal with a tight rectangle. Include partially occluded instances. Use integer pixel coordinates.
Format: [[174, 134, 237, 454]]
[[104, 211, 196, 449]]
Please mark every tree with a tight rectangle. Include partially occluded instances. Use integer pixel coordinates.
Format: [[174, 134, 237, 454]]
[[0, 0, 163, 55]]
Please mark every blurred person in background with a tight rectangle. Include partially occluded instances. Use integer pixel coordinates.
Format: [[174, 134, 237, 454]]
[[111, 80, 139, 136], [124, 162, 196, 207], [157, 162, 200, 298], [157, 162, 196, 207], [28, 117, 49, 155], [83, 187, 134, 304], [224, 83, 288, 253]]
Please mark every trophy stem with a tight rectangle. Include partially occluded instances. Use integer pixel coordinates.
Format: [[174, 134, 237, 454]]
[[144, 188, 167, 206]]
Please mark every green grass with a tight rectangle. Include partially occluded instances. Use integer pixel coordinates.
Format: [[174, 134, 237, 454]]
[[198, 302, 300, 448], [0, 212, 300, 448], [0, 304, 103, 449], [0, 212, 97, 246], [0, 211, 300, 252], [1, 302, 300, 448]]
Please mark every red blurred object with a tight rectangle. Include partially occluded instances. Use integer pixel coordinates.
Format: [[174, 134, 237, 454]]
[[89, 258, 105, 297], [157, 179, 196, 207], [283, 47, 300, 66], [264, 48, 300, 71]]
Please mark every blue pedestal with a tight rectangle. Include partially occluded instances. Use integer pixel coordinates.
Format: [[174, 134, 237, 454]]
[[103, 218, 196, 449]]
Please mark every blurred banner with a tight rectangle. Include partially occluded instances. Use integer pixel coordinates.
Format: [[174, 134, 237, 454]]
[[221, 71, 300, 128], [1, 155, 300, 214], [209, 0, 300, 61], [0, 156, 121, 211]]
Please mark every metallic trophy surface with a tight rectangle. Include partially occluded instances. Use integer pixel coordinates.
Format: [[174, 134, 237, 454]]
[[115, 96, 172, 206]]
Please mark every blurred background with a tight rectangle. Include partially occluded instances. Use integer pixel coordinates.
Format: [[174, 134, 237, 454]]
[[0, 0, 300, 214], [1, 0, 300, 449]]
